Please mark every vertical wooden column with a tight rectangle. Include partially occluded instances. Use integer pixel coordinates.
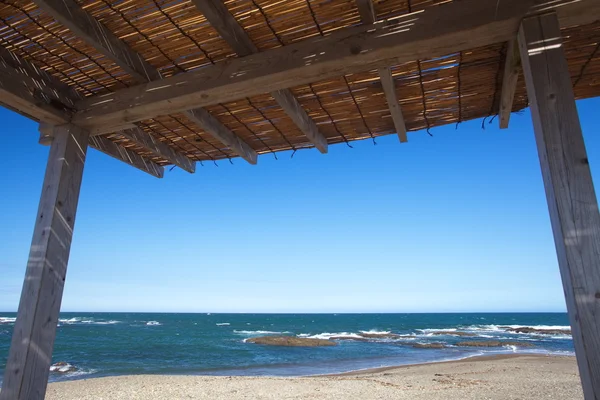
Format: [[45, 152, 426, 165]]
[[0, 124, 89, 400], [519, 13, 600, 400]]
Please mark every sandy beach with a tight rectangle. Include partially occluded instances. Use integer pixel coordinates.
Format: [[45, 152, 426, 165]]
[[44, 354, 581, 399]]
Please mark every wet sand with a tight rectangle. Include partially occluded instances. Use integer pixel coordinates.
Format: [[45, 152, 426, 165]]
[[45, 354, 581, 399]]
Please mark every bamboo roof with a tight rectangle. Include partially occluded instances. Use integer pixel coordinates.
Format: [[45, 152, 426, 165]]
[[0, 0, 599, 170]]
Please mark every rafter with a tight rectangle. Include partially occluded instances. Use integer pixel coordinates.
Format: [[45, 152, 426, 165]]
[[31, 0, 160, 82], [192, 0, 328, 153], [499, 38, 522, 129], [0, 47, 75, 124], [356, 0, 376, 24], [89, 136, 164, 178], [119, 127, 196, 173], [72, 0, 597, 131], [378, 67, 407, 142], [32, 0, 253, 165], [356, 0, 407, 142], [0, 45, 165, 178], [185, 108, 258, 165]]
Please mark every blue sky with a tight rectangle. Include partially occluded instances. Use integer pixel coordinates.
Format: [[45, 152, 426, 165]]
[[1, 98, 598, 313]]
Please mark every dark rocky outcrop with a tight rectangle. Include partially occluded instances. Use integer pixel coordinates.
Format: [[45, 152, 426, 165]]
[[455, 341, 534, 348], [506, 327, 571, 335], [329, 336, 370, 342], [246, 336, 337, 347], [413, 342, 446, 349], [359, 332, 403, 339], [430, 331, 476, 337]]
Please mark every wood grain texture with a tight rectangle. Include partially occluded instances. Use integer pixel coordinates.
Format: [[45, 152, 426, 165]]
[[356, 0, 376, 24], [0, 47, 74, 124], [32, 0, 256, 166], [185, 108, 258, 165], [120, 127, 196, 173], [519, 13, 600, 400], [270, 90, 328, 153], [193, 0, 328, 153], [355, 0, 406, 142], [0, 125, 89, 400], [0, 46, 172, 175], [378, 66, 407, 142], [88, 136, 164, 178], [73, 0, 598, 130], [190, 0, 258, 56], [31, 0, 160, 82], [499, 38, 521, 129]]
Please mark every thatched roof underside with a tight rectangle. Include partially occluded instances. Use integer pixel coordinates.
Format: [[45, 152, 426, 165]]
[[0, 0, 599, 166]]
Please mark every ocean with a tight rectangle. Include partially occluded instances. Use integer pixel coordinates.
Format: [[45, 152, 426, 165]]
[[0, 313, 573, 383]]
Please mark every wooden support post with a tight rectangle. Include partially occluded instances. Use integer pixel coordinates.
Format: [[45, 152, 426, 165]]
[[0, 124, 89, 400], [519, 13, 600, 399], [499, 38, 521, 129]]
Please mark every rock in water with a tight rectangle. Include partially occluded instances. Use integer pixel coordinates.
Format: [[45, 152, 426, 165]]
[[359, 332, 402, 339], [455, 341, 534, 348], [329, 336, 369, 342], [413, 342, 446, 349], [506, 327, 571, 335], [246, 336, 337, 347], [50, 362, 76, 373]]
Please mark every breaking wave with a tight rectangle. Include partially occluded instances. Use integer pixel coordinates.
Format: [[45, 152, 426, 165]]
[[234, 330, 289, 335], [58, 317, 120, 326]]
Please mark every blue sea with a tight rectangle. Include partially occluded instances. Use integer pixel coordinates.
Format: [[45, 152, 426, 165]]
[[0, 313, 573, 383]]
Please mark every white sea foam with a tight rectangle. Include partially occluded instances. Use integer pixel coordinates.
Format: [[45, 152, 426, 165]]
[[49, 363, 97, 379], [50, 363, 76, 373], [57, 318, 120, 325], [505, 345, 518, 352], [0, 317, 16, 324], [298, 332, 364, 340], [234, 330, 288, 335], [359, 330, 391, 335], [464, 324, 571, 332], [146, 321, 161, 326], [419, 328, 457, 333], [216, 323, 230, 326]]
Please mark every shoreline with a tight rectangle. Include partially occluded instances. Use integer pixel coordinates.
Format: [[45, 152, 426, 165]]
[[326, 352, 564, 377], [43, 354, 582, 400]]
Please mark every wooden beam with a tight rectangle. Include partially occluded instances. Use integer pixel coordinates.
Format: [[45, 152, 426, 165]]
[[378, 66, 407, 142], [519, 12, 600, 399], [270, 90, 328, 153], [31, 0, 160, 82], [88, 136, 164, 178], [0, 50, 74, 124], [355, 0, 406, 142], [0, 45, 193, 174], [185, 108, 258, 164], [193, 0, 328, 153], [356, 0, 376, 24], [39, 122, 163, 176], [190, 0, 258, 56], [120, 127, 196, 173], [74, 0, 598, 130], [499, 38, 521, 129], [31, 0, 253, 165], [0, 124, 88, 400]]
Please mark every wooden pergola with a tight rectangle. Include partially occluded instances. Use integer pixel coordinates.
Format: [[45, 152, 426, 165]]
[[0, 0, 599, 398]]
